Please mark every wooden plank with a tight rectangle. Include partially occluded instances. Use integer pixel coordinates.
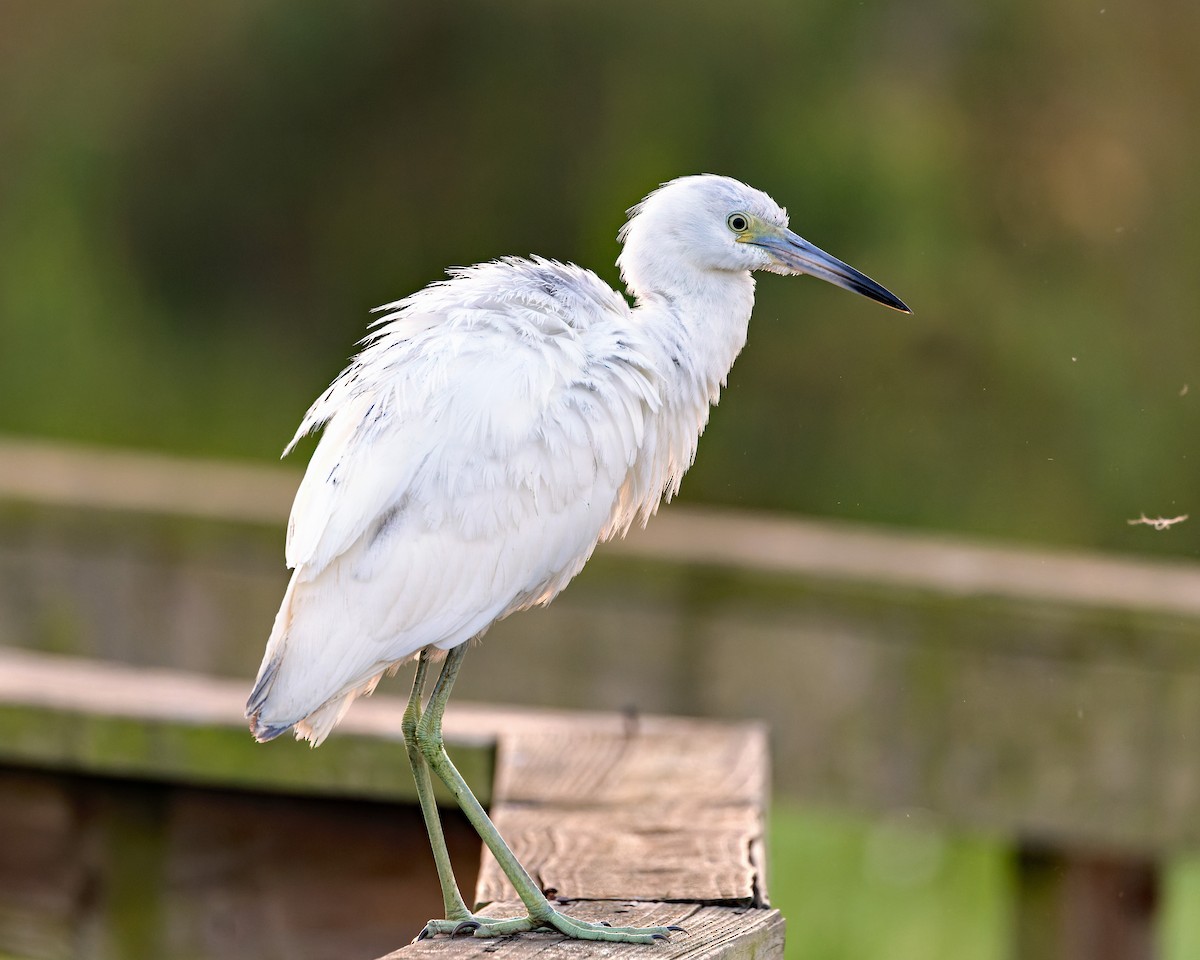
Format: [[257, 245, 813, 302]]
[[487, 720, 768, 808], [0, 648, 493, 806], [472, 716, 768, 916], [477, 805, 761, 905], [0, 437, 293, 526], [381, 901, 786, 960], [5, 435, 1200, 617], [616, 507, 1200, 618]]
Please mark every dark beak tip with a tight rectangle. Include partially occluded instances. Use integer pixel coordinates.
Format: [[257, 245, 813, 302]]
[[864, 286, 911, 314]]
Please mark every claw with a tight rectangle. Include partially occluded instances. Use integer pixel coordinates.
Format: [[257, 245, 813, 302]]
[[451, 920, 481, 937], [667, 925, 687, 933], [414, 928, 432, 942], [651, 933, 670, 941]]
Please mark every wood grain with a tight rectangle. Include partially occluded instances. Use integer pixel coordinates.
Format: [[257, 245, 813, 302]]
[[488, 721, 767, 809], [465, 707, 769, 913], [476, 805, 761, 905]]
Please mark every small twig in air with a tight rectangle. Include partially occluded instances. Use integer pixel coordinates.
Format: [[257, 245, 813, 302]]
[[1127, 513, 1188, 530]]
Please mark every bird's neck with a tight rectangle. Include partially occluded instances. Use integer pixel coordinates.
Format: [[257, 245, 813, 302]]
[[632, 268, 757, 406], [615, 269, 757, 528]]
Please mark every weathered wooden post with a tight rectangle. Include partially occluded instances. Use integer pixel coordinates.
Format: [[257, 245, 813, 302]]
[[0, 648, 783, 960]]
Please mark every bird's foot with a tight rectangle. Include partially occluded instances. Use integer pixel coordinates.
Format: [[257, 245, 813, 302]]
[[413, 916, 499, 942], [415, 910, 683, 944]]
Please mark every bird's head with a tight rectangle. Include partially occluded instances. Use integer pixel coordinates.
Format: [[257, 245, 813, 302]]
[[617, 174, 909, 313]]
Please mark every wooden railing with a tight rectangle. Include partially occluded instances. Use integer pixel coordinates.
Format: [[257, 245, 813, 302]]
[[5, 437, 1200, 958], [0, 648, 781, 960]]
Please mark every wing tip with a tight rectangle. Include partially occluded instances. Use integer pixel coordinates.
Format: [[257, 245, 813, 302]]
[[245, 654, 298, 743], [247, 713, 294, 743]]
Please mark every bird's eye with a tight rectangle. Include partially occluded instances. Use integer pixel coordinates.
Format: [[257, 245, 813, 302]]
[[727, 213, 750, 233]]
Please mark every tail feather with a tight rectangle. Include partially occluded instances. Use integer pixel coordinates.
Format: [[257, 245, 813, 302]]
[[248, 671, 387, 747], [247, 539, 487, 746], [292, 675, 383, 745], [246, 588, 397, 746]]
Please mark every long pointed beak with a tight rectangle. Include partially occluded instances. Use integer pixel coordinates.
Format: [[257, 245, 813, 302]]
[[752, 228, 911, 313]]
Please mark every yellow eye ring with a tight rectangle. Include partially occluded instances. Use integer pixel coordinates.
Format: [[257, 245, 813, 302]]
[[727, 212, 750, 233]]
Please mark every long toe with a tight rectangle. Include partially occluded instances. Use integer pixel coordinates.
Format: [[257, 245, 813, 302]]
[[418, 909, 680, 944], [416, 916, 503, 941], [544, 910, 680, 944]]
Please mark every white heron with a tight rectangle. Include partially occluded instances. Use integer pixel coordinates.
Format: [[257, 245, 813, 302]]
[[246, 174, 908, 943]]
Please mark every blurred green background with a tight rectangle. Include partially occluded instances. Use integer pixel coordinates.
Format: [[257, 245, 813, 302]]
[[4, 1, 1200, 958], [4, 0, 1198, 557]]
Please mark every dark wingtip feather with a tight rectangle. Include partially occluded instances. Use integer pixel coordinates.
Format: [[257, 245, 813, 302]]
[[245, 657, 294, 742], [245, 656, 278, 717], [247, 714, 293, 742]]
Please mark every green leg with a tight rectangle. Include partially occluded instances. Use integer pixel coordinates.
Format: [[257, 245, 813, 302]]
[[401, 648, 475, 924], [414, 643, 681, 944]]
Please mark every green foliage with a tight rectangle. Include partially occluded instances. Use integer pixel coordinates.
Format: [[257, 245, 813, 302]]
[[770, 801, 1010, 960], [1164, 857, 1200, 959], [4, 0, 1199, 556], [771, 801, 1200, 960]]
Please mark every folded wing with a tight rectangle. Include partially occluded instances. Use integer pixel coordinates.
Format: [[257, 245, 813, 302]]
[[246, 259, 659, 743]]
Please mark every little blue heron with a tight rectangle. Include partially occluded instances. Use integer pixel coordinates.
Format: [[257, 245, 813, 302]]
[[246, 174, 909, 943]]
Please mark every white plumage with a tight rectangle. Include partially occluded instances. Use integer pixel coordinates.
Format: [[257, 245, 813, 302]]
[[246, 174, 907, 745]]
